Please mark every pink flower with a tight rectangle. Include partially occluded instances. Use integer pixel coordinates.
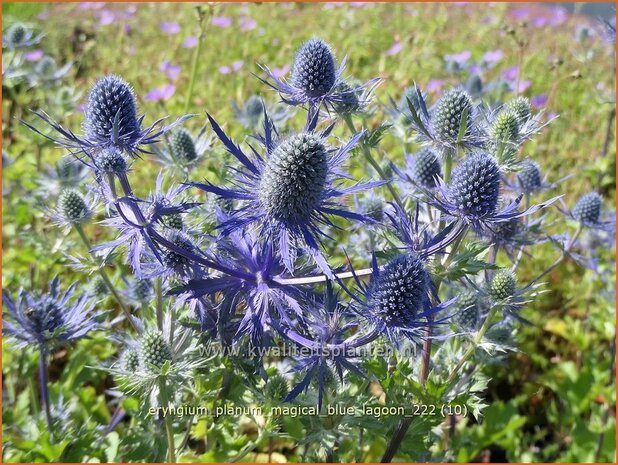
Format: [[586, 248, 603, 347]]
[[426, 79, 445, 93], [532, 17, 547, 27], [239, 17, 256, 31], [272, 65, 290, 79], [385, 40, 402, 56], [159, 61, 181, 81], [99, 10, 116, 25], [483, 49, 503, 63], [446, 50, 471, 64], [517, 80, 532, 93], [502, 66, 519, 82], [24, 49, 44, 62], [145, 84, 176, 102], [159, 22, 180, 35], [182, 36, 198, 48], [211, 16, 231, 28]]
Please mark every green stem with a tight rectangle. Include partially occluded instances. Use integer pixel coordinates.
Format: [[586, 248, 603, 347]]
[[158, 378, 177, 463], [343, 114, 405, 210], [155, 277, 164, 331], [183, 7, 210, 115], [74, 224, 137, 332]]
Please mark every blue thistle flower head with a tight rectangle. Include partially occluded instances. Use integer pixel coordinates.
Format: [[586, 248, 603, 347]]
[[449, 152, 501, 218], [410, 147, 441, 188], [95, 148, 128, 174], [572, 192, 602, 225], [233, 95, 266, 129], [3, 22, 43, 49], [517, 159, 542, 194], [51, 188, 97, 230], [192, 113, 384, 276], [366, 254, 428, 330], [3, 277, 99, 348], [84, 75, 140, 152], [432, 88, 473, 144], [258, 132, 328, 223], [291, 39, 336, 99], [170, 128, 197, 163]]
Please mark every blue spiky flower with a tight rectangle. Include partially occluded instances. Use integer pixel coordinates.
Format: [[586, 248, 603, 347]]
[[572, 192, 602, 225], [449, 152, 501, 218], [3, 277, 99, 348], [50, 188, 98, 231], [191, 112, 383, 276], [259, 39, 379, 113], [409, 147, 442, 188], [431, 89, 473, 144], [517, 159, 542, 193], [430, 152, 560, 230], [170, 128, 197, 163], [2, 22, 43, 49], [26, 74, 190, 158]]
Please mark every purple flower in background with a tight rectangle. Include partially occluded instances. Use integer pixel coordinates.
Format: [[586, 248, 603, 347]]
[[145, 84, 176, 102], [159, 61, 180, 81], [160, 22, 180, 35], [99, 10, 116, 26], [385, 40, 402, 56], [502, 66, 519, 81], [182, 36, 198, 48], [272, 65, 289, 79], [532, 17, 547, 27], [549, 7, 568, 26], [517, 80, 532, 93], [483, 49, 503, 63], [531, 95, 548, 108], [426, 79, 445, 93], [511, 9, 529, 20], [445, 50, 471, 64], [212, 16, 232, 28], [239, 17, 257, 31], [24, 49, 44, 62], [232, 60, 244, 72], [219, 66, 231, 75]]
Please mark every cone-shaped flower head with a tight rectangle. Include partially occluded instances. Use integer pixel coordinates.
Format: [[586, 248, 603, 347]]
[[121, 349, 140, 373], [291, 39, 336, 98], [432, 89, 473, 142], [244, 95, 265, 119], [93, 278, 108, 298], [517, 159, 542, 193], [170, 127, 197, 163], [265, 374, 289, 402], [411, 147, 441, 188], [58, 189, 92, 224], [84, 75, 140, 152], [258, 132, 328, 223], [140, 330, 173, 373], [492, 217, 520, 241], [454, 289, 479, 330], [573, 192, 602, 224], [96, 147, 128, 174], [162, 231, 195, 273], [332, 80, 360, 115], [505, 96, 532, 124], [490, 269, 517, 300], [133, 279, 153, 302], [492, 110, 519, 143], [367, 254, 428, 329], [449, 152, 501, 218], [6, 23, 27, 47], [35, 56, 57, 78]]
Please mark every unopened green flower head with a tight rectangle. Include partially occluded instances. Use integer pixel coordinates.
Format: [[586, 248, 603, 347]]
[[170, 127, 197, 163], [490, 269, 517, 300], [58, 189, 91, 224], [432, 89, 473, 142], [122, 349, 140, 373], [454, 289, 479, 330], [492, 110, 519, 143], [265, 374, 289, 402], [505, 96, 532, 124], [140, 330, 173, 373]]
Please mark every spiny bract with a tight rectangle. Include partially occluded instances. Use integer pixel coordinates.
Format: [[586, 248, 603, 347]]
[[505, 96, 532, 124], [84, 75, 140, 150], [93, 278, 108, 297], [449, 152, 501, 217], [170, 128, 197, 163], [26, 296, 66, 336], [432, 89, 473, 142], [291, 39, 336, 98], [490, 269, 517, 300], [517, 159, 542, 193], [258, 133, 328, 223], [58, 189, 91, 223], [411, 148, 441, 188], [368, 254, 427, 329], [140, 330, 173, 373], [572, 192, 602, 224], [162, 231, 194, 270]]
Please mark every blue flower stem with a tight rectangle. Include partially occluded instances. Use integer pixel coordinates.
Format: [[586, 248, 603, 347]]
[[73, 223, 137, 333], [342, 114, 405, 210], [158, 378, 177, 463], [38, 346, 55, 441], [155, 277, 164, 331], [183, 6, 211, 115]]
